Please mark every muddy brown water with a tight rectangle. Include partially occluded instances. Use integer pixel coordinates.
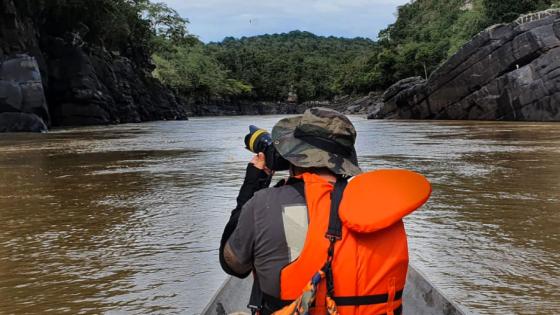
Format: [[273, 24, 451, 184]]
[[0, 116, 559, 314]]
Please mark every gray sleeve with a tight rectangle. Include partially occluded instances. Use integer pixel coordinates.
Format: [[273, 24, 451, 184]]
[[227, 195, 258, 268]]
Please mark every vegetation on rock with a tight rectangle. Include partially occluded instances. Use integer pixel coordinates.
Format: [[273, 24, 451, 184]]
[[369, 0, 559, 89]]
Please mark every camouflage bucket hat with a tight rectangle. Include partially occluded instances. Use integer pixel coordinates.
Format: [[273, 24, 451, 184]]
[[271, 107, 362, 177]]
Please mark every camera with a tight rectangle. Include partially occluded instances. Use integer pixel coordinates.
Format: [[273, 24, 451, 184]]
[[244, 125, 290, 171]]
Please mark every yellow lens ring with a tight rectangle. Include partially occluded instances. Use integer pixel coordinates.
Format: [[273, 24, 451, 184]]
[[249, 129, 267, 152]]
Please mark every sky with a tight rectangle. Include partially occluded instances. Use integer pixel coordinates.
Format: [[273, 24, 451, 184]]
[[160, 0, 410, 43]]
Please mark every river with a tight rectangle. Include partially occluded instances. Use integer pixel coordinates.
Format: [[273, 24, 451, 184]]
[[0, 116, 559, 314]]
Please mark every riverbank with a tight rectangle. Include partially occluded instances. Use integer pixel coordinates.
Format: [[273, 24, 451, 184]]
[[185, 92, 383, 117]]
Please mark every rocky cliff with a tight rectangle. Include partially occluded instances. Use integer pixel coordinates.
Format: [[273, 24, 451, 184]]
[[370, 10, 560, 121], [0, 0, 187, 132]]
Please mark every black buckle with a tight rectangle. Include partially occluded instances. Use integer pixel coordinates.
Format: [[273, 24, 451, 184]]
[[325, 235, 339, 258], [247, 303, 260, 315], [325, 233, 342, 242]]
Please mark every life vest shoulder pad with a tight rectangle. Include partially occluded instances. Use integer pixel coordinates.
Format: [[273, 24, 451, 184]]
[[339, 169, 431, 233]]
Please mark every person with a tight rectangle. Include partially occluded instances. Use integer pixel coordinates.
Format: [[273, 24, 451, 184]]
[[219, 107, 429, 315]]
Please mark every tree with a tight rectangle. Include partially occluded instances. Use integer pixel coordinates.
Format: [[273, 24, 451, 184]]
[[153, 44, 252, 100], [138, 1, 197, 47], [208, 31, 378, 101], [483, 0, 552, 24]]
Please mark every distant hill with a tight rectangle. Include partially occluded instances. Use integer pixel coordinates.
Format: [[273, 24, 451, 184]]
[[205, 31, 378, 102]]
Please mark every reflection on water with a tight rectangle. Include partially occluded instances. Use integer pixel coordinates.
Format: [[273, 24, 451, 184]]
[[0, 117, 559, 314]]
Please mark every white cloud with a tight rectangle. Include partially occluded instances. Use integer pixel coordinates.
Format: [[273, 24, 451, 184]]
[[313, 2, 342, 13], [160, 0, 409, 42]]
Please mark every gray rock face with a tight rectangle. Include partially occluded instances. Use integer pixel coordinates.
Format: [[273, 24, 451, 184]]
[[0, 112, 46, 132], [372, 10, 560, 121], [299, 92, 384, 116], [46, 39, 186, 126], [0, 55, 49, 131], [0, 0, 187, 132]]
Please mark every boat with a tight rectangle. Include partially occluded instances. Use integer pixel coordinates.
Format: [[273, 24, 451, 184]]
[[202, 264, 467, 315]]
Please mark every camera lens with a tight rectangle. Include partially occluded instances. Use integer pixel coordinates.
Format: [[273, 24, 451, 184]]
[[245, 125, 272, 153]]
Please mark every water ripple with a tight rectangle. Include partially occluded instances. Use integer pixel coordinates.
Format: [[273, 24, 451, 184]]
[[0, 118, 559, 314]]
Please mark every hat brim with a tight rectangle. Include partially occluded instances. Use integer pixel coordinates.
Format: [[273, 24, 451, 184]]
[[271, 115, 362, 177]]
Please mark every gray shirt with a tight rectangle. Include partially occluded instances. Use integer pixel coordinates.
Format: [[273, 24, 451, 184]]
[[227, 183, 308, 297]]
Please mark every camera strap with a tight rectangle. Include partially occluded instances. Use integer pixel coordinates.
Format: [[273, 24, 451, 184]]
[[248, 273, 263, 315]]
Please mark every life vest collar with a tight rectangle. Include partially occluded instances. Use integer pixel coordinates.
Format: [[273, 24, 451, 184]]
[[295, 169, 431, 234], [339, 169, 431, 233]]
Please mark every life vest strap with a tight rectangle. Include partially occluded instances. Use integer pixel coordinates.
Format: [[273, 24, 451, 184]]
[[325, 178, 347, 240], [261, 292, 293, 314], [262, 290, 403, 308], [324, 177, 348, 300], [332, 289, 403, 306]]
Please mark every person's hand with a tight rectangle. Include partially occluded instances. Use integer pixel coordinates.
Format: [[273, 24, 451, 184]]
[[250, 152, 273, 175]]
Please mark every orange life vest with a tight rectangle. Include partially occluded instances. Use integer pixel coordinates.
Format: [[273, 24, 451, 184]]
[[278, 170, 431, 315]]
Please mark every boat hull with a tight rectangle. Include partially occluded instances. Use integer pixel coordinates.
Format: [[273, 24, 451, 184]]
[[202, 264, 466, 315]]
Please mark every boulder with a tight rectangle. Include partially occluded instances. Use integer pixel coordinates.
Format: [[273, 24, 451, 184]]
[[0, 112, 47, 132], [297, 92, 384, 116], [0, 55, 49, 131], [382, 76, 425, 102], [374, 10, 560, 121]]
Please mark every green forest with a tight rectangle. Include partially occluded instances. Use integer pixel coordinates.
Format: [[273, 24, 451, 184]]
[[40, 0, 560, 103]]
